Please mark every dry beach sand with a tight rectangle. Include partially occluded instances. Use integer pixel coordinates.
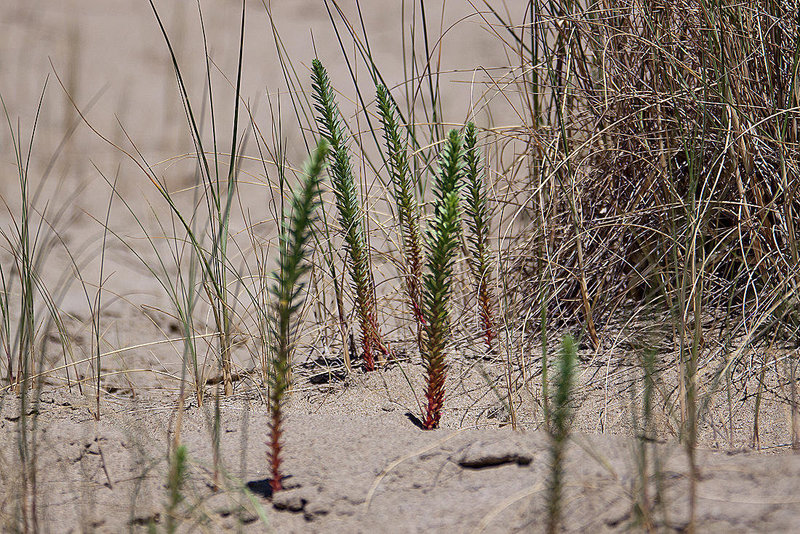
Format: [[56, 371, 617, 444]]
[[2, 1, 800, 532]]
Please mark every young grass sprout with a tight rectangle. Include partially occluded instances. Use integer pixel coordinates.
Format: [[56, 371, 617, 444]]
[[461, 122, 497, 353], [267, 140, 328, 493], [420, 130, 464, 430], [164, 445, 188, 534], [546, 335, 576, 534], [377, 84, 425, 345], [311, 59, 389, 371]]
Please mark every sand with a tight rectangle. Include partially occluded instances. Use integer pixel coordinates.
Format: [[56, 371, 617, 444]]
[[2, 1, 800, 532], [3, 377, 800, 533]]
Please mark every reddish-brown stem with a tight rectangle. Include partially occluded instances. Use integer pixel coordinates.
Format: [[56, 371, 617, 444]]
[[357, 297, 377, 370], [478, 286, 496, 351], [361, 308, 395, 371], [423, 365, 446, 429], [409, 282, 426, 327], [361, 332, 376, 371], [405, 265, 425, 331], [268, 405, 283, 493]]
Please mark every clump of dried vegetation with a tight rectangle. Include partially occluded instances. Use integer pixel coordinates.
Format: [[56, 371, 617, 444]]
[[1, 0, 798, 531]]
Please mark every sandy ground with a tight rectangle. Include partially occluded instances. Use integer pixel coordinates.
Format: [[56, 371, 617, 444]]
[[3, 377, 800, 533], [2, 1, 800, 532]]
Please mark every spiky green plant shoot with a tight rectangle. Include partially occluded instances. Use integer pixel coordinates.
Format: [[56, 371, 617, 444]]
[[311, 59, 388, 371], [461, 122, 497, 352], [421, 130, 464, 430], [547, 335, 576, 534], [267, 140, 328, 493], [165, 444, 188, 534], [376, 84, 425, 342], [632, 350, 657, 532]]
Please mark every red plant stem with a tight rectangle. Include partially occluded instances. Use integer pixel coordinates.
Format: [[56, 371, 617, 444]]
[[358, 299, 378, 370], [410, 289, 426, 328], [361, 309, 396, 371], [478, 287, 496, 351], [423, 365, 446, 429], [483, 320, 494, 351], [268, 404, 283, 493], [361, 332, 376, 371]]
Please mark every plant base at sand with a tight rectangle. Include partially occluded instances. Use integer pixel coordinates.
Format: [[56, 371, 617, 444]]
[[311, 59, 390, 371], [421, 130, 464, 430], [377, 84, 425, 343], [267, 140, 328, 492], [462, 122, 497, 352]]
